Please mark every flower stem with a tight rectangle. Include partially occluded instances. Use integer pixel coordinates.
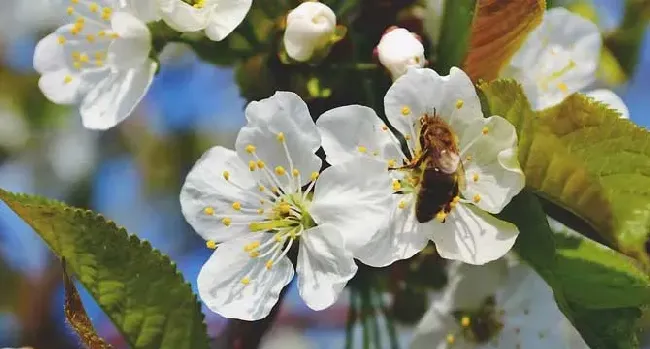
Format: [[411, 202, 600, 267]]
[[345, 288, 358, 349]]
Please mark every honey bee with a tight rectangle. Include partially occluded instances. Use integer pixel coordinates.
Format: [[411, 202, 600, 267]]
[[397, 111, 465, 223]]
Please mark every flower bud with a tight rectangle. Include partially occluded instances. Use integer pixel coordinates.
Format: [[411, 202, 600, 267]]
[[283, 1, 338, 62], [376, 27, 425, 80]]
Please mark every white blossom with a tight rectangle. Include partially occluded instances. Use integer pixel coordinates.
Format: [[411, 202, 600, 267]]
[[159, 0, 252, 41], [181, 92, 392, 320], [410, 258, 588, 349], [376, 27, 426, 80], [502, 7, 628, 117], [283, 1, 338, 62], [317, 67, 524, 266], [33, 0, 158, 129]]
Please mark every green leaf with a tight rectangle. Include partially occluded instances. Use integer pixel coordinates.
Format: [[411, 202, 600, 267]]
[[499, 191, 647, 348], [478, 79, 650, 262], [63, 260, 114, 349], [434, 0, 477, 74], [603, 0, 650, 77], [0, 189, 209, 349]]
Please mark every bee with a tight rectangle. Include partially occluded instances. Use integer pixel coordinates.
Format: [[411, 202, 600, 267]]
[[397, 111, 465, 223]]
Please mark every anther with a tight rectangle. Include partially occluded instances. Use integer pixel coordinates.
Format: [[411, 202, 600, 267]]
[[292, 169, 300, 177], [232, 202, 241, 211], [435, 211, 447, 222], [405, 135, 411, 141], [86, 34, 95, 43], [257, 208, 264, 214], [244, 241, 260, 252], [256, 160, 265, 169], [310, 172, 319, 181], [401, 106, 411, 116], [66, 6, 74, 15], [249, 160, 256, 171], [381, 125, 388, 131], [277, 132, 285, 142], [206, 240, 217, 249], [265, 260, 273, 270], [222, 217, 232, 226], [398, 200, 406, 209], [372, 151, 379, 156], [472, 173, 479, 182], [461, 316, 471, 327], [466, 155, 473, 161], [57, 36, 66, 44], [278, 202, 291, 215], [89, 2, 99, 12], [455, 99, 464, 109], [63, 75, 73, 84], [387, 159, 396, 168], [357, 146, 367, 153], [241, 277, 250, 285], [482, 127, 489, 135], [275, 166, 286, 176], [203, 207, 215, 216], [245, 144, 256, 153], [258, 185, 265, 192], [557, 82, 568, 94], [223, 170, 230, 180], [446, 334, 455, 344], [392, 180, 401, 191], [473, 194, 481, 203]]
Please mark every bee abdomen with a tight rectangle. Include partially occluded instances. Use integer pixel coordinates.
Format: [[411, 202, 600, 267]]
[[415, 168, 459, 224]]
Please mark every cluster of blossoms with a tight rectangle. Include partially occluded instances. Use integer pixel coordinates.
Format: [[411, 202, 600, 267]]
[[32, 0, 631, 346]]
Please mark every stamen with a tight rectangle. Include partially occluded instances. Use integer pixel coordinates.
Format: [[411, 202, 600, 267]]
[[276, 132, 285, 142], [473, 194, 481, 203], [387, 159, 397, 168], [292, 169, 300, 177], [245, 144, 256, 153], [275, 166, 286, 176], [249, 160, 257, 171], [222, 217, 232, 226], [206, 240, 218, 249], [203, 207, 215, 216], [310, 172, 319, 181], [357, 145, 367, 153], [446, 334, 455, 345], [557, 82, 568, 94], [392, 180, 401, 191], [398, 200, 407, 209], [244, 240, 260, 252], [482, 127, 489, 135], [472, 173, 479, 182], [256, 160, 265, 169], [381, 125, 388, 131], [435, 211, 447, 222], [241, 277, 250, 285], [460, 316, 471, 327], [455, 99, 464, 109], [232, 202, 242, 211], [401, 106, 411, 116]]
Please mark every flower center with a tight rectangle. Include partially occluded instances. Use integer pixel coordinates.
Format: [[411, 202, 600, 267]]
[[447, 296, 504, 346], [536, 44, 577, 95]]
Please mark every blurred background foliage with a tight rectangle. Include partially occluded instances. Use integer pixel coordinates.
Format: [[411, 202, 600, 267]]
[[0, 0, 648, 348]]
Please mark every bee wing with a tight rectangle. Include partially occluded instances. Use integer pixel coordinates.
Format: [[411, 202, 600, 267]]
[[436, 150, 461, 174], [456, 157, 467, 191]]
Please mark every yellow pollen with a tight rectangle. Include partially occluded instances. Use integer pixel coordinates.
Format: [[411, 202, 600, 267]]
[[94, 52, 105, 60], [405, 135, 412, 141], [98, 30, 106, 37], [79, 53, 89, 63], [357, 145, 367, 153], [257, 208, 264, 214], [381, 125, 388, 131], [446, 334, 455, 344], [71, 0, 79, 3], [73, 62, 82, 70], [392, 180, 401, 191], [557, 82, 568, 94], [461, 316, 471, 327], [71, 26, 80, 35], [482, 127, 489, 135], [272, 187, 280, 194], [223, 170, 230, 181], [203, 207, 215, 216], [310, 172, 319, 181], [58, 36, 66, 44], [232, 202, 242, 211], [473, 194, 481, 203], [66, 6, 74, 15], [241, 277, 250, 285], [275, 166, 286, 176], [71, 51, 80, 60], [110, 33, 119, 39], [466, 155, 473, 161], [249, 251, 260, 258], [435, 211, 447, 222], [401, 106, 411, 116], [387, 159, 397, 168], [206, 240, 217, 249], [472, 173, 479, 182], [63, 75, 73, 84], [89, 2, 99, 12], [86, 34, 95, 43], [244, 241, 260, 252], [398, 200, 406, 209], [76, 17, 85, 24], [193, 0, 205, 8], [455, 99, 464, 109], [278, 202, 291, 215], [265, 260, 273, 270], [95, 60, 104, 67], [249, 160, 256, 171], [102, 8, 112, 20], [221, 217, 232, 226], [292, 169, 300, 177], [277, 132, 285, 142], [452, 196, 461, 204], [258, 185, 265, 192], [256, 160, 265, 169], [245, 144, 256, 153], [259, 199, 266, 205]]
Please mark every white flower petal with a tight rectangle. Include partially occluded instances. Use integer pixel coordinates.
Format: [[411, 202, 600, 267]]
[[108, 11, 152, 69], [204, 0, 253, 41], [38, 70, 84, 105], [354, 195, 430, 267], [198, 233, 294, 321], [430, 204, 518, 265], [316, 105, 401, 166], [283, 1, 336, 62], [459, 116, 525, 214], [80, 59, 157, 129], [309, 157, 393, 252], [410, 300, 459, 349], [159, 0, 208, 33], [296, 224, 358, 311], [119, 0, 161, 22], [236, 92, 322, 189], [384, 67, 483, 146], [180, 146, 262, 242], [377, 28, 425, 80], [33, 25, 71, 74], [503, 7, 601, 110], [584, 89, 629, 119]]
